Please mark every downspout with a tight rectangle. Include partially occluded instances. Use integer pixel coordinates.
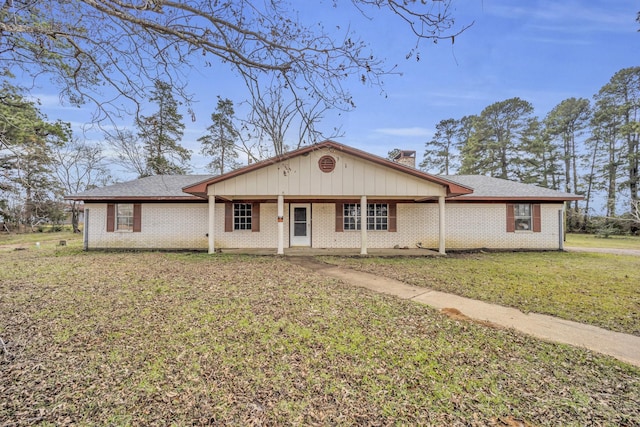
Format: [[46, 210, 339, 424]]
[[438, 196, 446, 255], [558, 209, 565, 251], [83, 209, 89, 251]]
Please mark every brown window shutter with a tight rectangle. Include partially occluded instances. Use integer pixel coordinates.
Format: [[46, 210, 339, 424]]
[[506, 203, 515, 232], [106, 204, 115, 232], [252, 203, 260, 232], [335, 203, 343, 232], [225, 202, 233, 232], [133, 204, 142, 232], [533, 204, 541, 232], [388, 202, 397, 232]]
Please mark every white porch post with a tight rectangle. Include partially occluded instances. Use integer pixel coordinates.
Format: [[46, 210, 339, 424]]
[[277, 194, 284, 255], [438, 195, 446, 255], [208, 195, 216, 254], [360, 195, 368, 255]]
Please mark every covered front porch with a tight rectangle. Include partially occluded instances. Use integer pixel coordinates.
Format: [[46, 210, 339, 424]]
[[180, 141, 473, 256], [205, 195, 449, 255]]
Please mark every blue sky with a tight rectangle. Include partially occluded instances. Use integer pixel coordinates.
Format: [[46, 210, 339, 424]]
[[33, 0, 639, 176]]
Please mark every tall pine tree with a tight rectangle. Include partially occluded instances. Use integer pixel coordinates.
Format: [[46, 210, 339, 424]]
[[199, 97, 240, 174], [595, 67, 640, 223], [137, 80, 190, 175], [0, 82, 70, 228], [420, 118, 460, 174], [458, 99, 536, 180]]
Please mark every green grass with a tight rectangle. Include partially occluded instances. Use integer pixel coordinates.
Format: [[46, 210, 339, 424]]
[[0, 247, 639, 425], [0, 229, 79, 248], [566, 233, 640, 249], [321, 251, 640, 336]]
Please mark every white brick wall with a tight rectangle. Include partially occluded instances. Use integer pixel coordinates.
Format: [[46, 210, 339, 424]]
[[215, 203, 287, 248], [85, 203, 209, 249], [443, 203, 563, 249], [85, 201, 564, 251]]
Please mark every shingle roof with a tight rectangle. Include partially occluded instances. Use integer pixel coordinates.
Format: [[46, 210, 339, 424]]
[[65, 175, 214, 201], [65, 167, 581, 203], [442, 175, 582, 201]]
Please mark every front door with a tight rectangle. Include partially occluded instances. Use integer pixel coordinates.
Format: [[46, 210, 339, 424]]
[[290, 204, 311, 246]]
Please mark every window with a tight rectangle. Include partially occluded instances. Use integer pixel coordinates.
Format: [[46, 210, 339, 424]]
[[343, 203, 388, 231], [507, 203, 541, 233], [107, 203, 141, 232], [343, 203, 360, 230], [116, 203, 134, 231], [514, 203, 532, 231], [225, 202, 260, 232], [367, 203, 388, 231], [234, 203, 252, 230]]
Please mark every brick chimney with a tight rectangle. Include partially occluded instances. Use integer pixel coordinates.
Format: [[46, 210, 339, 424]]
[[393, 150, 416, 168]]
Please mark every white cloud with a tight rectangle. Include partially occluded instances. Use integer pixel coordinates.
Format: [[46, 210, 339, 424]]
[[374, 127, 432, 137]]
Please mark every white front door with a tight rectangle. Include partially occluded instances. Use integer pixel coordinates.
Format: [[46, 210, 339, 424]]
[[290, 204, 311, 246]]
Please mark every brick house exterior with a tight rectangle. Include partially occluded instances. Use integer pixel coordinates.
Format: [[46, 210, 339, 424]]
[[68, 141, 581, 253]]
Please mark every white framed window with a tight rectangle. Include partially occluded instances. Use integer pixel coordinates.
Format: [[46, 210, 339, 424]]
[[343, 203, 388, 231], [514, 203, 532, 231], [343, 203, 360, 230], [367, 203, 388, 231], [116, 203, 134, 231], [234, 203, 252, 230]]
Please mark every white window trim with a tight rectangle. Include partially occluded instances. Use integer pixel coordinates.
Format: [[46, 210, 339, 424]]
[[116, 203, 134, 232], [514, 203, 532, 232], [233, 203, 252, 231], [343, 203, 389, 231]]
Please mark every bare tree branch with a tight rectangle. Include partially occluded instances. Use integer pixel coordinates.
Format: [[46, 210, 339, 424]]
[[0, 0, 470, 126]]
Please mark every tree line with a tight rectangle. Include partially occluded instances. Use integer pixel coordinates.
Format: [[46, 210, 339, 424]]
[[416, 66, 639, 234], [0, 77, 327, 233], [2, 67, 639, 235]]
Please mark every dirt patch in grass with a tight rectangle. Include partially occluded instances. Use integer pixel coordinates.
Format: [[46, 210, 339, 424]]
[[321, 252, 640, 336], [1, 249, 639, 425]]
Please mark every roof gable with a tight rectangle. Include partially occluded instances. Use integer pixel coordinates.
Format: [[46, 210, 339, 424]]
[[183, 140, 472, 199]]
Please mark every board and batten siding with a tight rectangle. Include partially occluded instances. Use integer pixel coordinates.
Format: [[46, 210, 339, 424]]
[[206, 148, 446, 198]]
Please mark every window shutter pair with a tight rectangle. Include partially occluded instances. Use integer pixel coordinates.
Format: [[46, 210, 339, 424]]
[[224, 202, 260, 232], [106, 203, 141, 232], [506, 203, 541, 233], [334, 202, 396, 232]]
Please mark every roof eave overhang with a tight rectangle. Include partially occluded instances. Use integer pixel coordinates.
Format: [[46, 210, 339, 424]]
[[447, 196, 584, 202], [64, 196, 204, 201]]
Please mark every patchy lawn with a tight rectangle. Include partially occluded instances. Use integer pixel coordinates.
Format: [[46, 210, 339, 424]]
[[1, 248, 639, 426], [320, 252, 640, 336], [0, 230, 79, 250], [566, 233, 640, 250]]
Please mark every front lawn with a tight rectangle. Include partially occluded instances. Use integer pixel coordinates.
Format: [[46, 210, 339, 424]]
[[0, 247, 638, 425], [0, 229, 79, 249], [321, 252, 640, 336]]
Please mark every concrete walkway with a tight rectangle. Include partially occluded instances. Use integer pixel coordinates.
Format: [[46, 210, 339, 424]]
[[288, 257, 640, 367]]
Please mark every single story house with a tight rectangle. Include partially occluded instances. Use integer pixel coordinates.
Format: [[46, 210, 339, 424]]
[[66, 140, 581, 254]]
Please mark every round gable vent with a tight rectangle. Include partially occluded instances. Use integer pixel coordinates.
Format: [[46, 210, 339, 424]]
[[318, 155, 336, 173]]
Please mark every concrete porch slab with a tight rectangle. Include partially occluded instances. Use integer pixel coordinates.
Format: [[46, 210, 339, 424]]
[[217, 247, 441, 257]]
